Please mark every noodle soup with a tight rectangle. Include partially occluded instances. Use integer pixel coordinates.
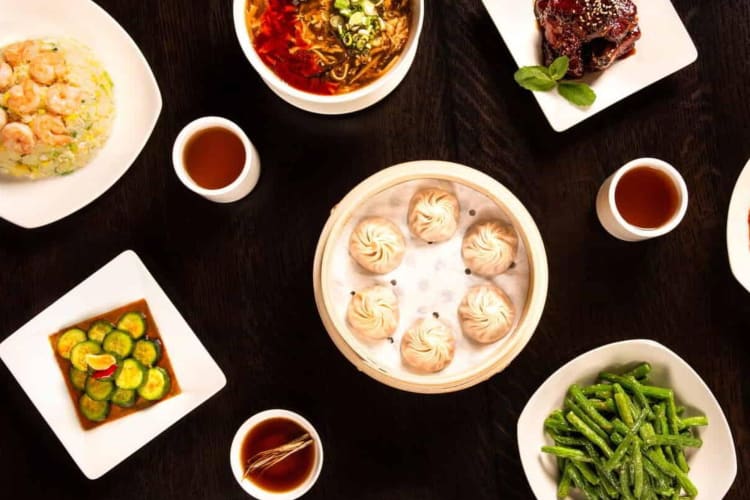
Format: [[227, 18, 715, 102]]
[[245, 0, 411, 95]]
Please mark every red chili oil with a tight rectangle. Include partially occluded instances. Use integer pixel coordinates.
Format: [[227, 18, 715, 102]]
[[248, 0, 339, 95]]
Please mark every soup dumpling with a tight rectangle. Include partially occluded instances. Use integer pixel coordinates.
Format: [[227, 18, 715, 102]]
[[349, 217, 406, 274], [400, 317, 455, 373], [458, 285, 515, 344], [346, 285, 399, 340], [407, 188, 460, 243], [462, 220, 518, 277]]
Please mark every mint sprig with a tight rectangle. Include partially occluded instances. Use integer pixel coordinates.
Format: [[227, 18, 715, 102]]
[[514, 56, 596, 107]]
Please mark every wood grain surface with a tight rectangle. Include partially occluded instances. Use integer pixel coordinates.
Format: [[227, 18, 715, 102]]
[[1, 0, 748, 498]]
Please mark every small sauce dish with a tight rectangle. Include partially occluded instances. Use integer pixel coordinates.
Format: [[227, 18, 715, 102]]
[[230, 409, 323, 500], [172, 116, 260, 203]]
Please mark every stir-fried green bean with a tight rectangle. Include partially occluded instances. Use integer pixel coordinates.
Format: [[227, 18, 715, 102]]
[[540, 362, 707, 499]]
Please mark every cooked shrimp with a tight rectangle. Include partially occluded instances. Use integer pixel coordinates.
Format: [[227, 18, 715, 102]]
[[1, 122, 36, 154], [3, 41, 40, 67], [0, 61, 13, 91], [46, 83, 84, 115], [29, 52, 66, 85], [0, 108, 7, 129], [6, 80, 43, 115], [30, 114, 71, 146]]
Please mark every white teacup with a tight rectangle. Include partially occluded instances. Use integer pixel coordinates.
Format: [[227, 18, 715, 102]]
[[596, 158, 688, 242], [230, 409, 324, 500], [172, 116, 260, 203]]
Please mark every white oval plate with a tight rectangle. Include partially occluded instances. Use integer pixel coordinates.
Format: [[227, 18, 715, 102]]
[[726, 158, 750, 292], [0, 0, 162, 228], [481, 0, 698, 132], [517, 339, 737, 499]]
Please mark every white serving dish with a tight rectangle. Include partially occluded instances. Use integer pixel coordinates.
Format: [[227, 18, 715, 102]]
[[313, 161, 549, 393], [0, 0, 162, 228], [482, 0, 698, 132], [517, 339, 737, 499], [232, 0, 424, 115], [0, 250, 226, 479], [726, 158, 750, 293], [230, 409, 324, 499]]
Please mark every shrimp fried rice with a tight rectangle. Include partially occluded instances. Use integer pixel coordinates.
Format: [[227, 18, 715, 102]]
[[0, 38, 115, 179]]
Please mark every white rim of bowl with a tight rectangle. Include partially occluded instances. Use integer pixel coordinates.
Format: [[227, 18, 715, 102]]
[[232, 0, 424, 104], [229, 409, 324, 500], [172, 116, 254, 197], [607, 157, 689, 238]]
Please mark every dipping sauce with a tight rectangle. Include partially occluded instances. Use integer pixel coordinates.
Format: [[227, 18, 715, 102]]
[[183, 127, 246, 190], [240, 417, 315, 493], [615, 166, 680, 229]]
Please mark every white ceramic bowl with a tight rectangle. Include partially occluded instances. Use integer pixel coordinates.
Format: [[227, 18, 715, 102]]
[[726, 157, 750, 293], [517, 339, 737, 499], [230, 409, 324, 500], [232, 0, 424, 114]]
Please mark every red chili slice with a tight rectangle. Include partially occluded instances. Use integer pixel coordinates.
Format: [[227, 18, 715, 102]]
[[93, 364, 117, 379]]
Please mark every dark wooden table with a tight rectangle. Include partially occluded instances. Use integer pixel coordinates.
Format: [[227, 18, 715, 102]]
[[1, 0, 748, 498]]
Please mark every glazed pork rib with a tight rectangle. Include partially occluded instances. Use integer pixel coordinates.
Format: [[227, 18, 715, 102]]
[[535, 0, 641, 78]]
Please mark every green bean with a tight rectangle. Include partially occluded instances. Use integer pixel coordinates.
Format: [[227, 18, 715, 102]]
[[666, 395, 690, 472], [611, 431, 623, 445], [643, 434, 703, 448], [557, 462, 572, 499], [632, 439, 644, 498], [614, 391, 635, 427], [623, 362, 652, 379], [599, 372, 672, 401], [545, 411, 574, 434], [542, 446, 594, 462], [588, 398, 616, 413], [582, 384, 614, 396], [619, 463, 635, 500], [567, 464, 600, 500], [678, 415, 708, 429], [553, 434, 588, 447], [654, 403, 677, 465], [573, 460, 600, 485], [565, 398, 610, 441], [676, 405, 686, 416], [566, 411, 614, 458], [603, 434, 632, 471], [570, 384, 614, 432], [582, 442, 620, 498]]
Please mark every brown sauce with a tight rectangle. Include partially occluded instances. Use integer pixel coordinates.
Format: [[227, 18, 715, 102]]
[[615, 166, 680, 229], [183, 127, 246, 190], [48, 299, 181, 431], [240, 418, 315, 493]]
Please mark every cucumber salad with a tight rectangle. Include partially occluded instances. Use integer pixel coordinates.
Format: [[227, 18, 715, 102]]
[[53, 305, 174, 425]]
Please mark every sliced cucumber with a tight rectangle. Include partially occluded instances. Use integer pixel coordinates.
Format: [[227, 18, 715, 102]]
[[69, 367, 88, 392], [79, 394, 110, 422], [114, 358, 146, 390], [111, 388, 136, 408], [132, 339, 161, 367], [102, 330, 134, 358], [87, 320, 114, 343], [57, 328, 87, 359], [70, 340, 102, 371], [85, 377, 114, 401], [138, 367, 171, 401], [117, 311, 147, 339]]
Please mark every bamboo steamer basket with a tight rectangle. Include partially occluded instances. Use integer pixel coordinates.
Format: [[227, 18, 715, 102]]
[[313, 161, 548, 393]]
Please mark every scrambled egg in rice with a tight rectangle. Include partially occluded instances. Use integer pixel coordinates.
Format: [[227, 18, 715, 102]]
[[0, 38, 115, 179]]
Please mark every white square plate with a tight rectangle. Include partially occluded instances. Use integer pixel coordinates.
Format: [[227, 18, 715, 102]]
[[0, 0, 162, 228], [726, 158, 750, 293], [482, 0, 698, 132], [0, 250, 226, 479], [517, 339, 737, 499]]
